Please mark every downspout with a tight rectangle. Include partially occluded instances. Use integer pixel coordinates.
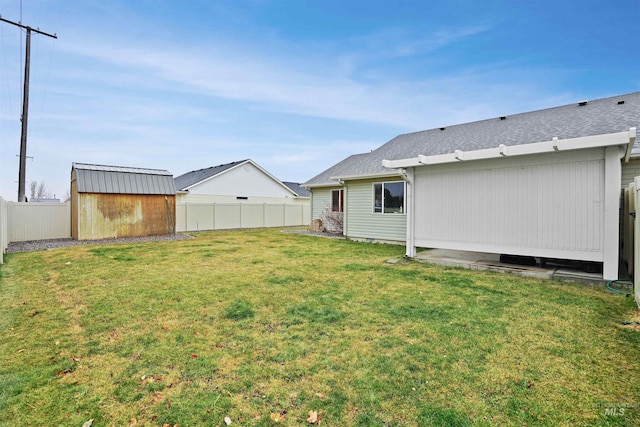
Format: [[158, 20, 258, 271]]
[[399, 168, 416, 257], [337, 179, 346, 236]]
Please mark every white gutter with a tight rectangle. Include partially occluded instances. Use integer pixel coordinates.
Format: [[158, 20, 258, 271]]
[[382, 128, 637, 169]]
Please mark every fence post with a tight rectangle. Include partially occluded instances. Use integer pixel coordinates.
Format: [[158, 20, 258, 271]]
[[634, 177, 640, 307]]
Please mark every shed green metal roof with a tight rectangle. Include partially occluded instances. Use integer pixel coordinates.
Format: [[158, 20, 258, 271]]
[[72, 163, 176, 195]]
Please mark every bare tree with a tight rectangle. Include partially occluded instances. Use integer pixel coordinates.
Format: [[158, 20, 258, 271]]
[[29, 181, 52, 201]]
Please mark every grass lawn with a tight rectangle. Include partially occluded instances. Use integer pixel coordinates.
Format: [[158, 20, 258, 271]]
[[1, 229, 639, 426]]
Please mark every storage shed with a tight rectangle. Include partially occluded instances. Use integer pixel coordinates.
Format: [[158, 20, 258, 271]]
[[71, 163, 176, 240]]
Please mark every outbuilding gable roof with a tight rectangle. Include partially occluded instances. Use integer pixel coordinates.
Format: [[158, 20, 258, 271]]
[[72, 163, 176, 195], [304, 91, 640, 187]]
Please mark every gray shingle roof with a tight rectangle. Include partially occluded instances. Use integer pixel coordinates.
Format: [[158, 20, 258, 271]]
[[282, 182, 311, 197], [304, 91, 640, 187], [174, 160, 248, 191], [73, 163, 175, 195]]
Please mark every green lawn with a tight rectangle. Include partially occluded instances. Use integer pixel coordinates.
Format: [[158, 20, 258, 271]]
[[1, 229, 639, 426]]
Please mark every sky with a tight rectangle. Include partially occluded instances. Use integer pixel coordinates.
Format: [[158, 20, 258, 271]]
[[0, 0, 639, 201]]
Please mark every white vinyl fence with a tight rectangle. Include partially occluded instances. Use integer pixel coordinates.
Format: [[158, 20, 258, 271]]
[[633, 178, 640, 306], [0, 198, 8, 264], [176, 202, 311, 232], [8, 202, 72, 243], [0, 200, 312, 263]]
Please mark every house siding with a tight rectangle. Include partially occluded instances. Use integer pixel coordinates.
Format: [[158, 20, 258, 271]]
[[187, 162, 294, 198], [310, 187, 339, 221], [345, 179, 406, 242], [412, 148, 607, 260]]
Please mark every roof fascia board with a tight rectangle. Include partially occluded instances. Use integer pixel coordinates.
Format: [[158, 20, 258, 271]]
[[330, 172, 401, 182], [382, 129, 636, 169]]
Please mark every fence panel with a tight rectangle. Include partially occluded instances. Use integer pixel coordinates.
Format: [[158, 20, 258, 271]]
[[8, 202, 71, 242], [241, 204, 265, 229], [215, 204, 242, 229], [0, 198, 8, 264], [176, 202, 309, 232]]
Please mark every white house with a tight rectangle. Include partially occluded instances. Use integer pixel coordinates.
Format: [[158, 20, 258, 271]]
[[174, 159, 310, 231], [304, 92, 640, 280]]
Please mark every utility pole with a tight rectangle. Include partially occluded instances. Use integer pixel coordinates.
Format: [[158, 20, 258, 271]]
[[0, 15, 57, 202]]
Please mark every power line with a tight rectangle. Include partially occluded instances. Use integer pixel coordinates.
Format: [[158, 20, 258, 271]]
[[0, 15, 56, 202]]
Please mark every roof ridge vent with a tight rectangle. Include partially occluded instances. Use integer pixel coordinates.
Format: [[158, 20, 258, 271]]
[[499, 116, 506, 120], [439, 127, 446, 131], [618, 100, 625, 105], [578, 100, 588, 106]]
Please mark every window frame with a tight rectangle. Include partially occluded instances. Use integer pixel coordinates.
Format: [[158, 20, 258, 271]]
[[331, 189, 344, 213], [373, 181, 406, 214]]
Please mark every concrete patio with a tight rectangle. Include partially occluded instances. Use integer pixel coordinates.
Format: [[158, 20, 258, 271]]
[[409, 248, 616, 285]]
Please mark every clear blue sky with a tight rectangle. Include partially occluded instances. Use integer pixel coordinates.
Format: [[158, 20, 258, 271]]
[[1, 0, 639, 201]]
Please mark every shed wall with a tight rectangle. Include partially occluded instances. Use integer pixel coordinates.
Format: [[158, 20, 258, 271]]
[[76, 193, 175, 240], [412, 148, 606, 261]]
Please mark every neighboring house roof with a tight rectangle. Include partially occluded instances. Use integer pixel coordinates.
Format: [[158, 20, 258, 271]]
[[72, 162, 176, 195], [304, 91, 640, 187], [282, 182, 311, 197], [174, 160, 248, 192], [174, 159, 302, 197]]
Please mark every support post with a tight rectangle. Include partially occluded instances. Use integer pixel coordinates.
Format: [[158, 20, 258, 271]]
[[603, 146, 622, 280]]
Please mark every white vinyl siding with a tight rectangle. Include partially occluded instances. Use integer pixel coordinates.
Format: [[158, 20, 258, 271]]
[[188, 162, 294, 199], [345, 179, 405, 242], [413, 148, 606, 261]]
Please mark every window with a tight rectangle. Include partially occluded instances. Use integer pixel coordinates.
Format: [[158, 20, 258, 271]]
[[373, 181, 405, 214], [331, 189, 344, 212]]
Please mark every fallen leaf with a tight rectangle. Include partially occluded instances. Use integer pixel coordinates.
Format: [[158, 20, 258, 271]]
[[307, 410, 318, 424], [253, 413, 261, 420], [162, 324, 170, 330], [82, 419, 93, 427], [315, 392, 326, 400], [65, 261, 71, 265], [129, 418, 137, 426], [17, 349, 24, 353], [55, 340, 60, 346], [71, 356, 81, 362], [224, 416, 232, 425], [270, 413, 285, 423], [191, 353, 198, 359]]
